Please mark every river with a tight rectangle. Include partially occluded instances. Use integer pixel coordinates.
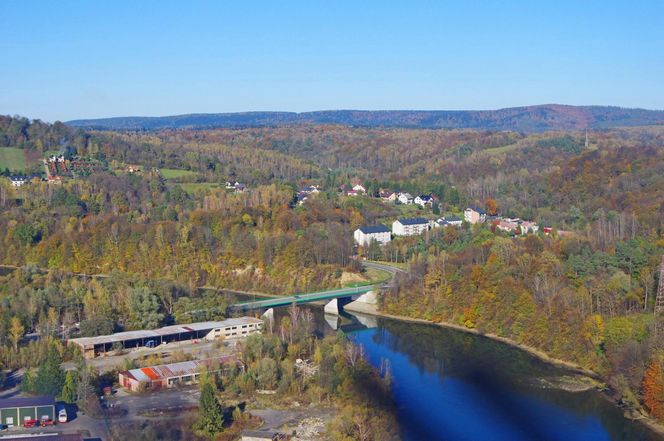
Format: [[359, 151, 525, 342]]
[[267, 303, 663, 441]]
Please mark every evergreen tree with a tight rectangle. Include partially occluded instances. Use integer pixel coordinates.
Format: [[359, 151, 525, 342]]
[[194, 372, 224, 437], [60, 370, 78, 403], [35, 344, 66, 397]]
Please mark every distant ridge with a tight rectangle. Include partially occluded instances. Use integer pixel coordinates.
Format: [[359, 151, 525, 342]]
[[67, 105, 664, 132]]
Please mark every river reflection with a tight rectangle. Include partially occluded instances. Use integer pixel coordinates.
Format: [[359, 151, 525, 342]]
[[262, 302, 662, 441]]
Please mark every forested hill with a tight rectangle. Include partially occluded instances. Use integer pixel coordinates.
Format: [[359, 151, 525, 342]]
[[66, 105, 664, 132]]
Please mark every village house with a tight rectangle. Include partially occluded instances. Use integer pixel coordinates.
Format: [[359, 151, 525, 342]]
[[414, 194, 433, 207], [434, 216, 463, 228], [300, 185, 320, 194], [397, 192, 414, 205], [379, 189, 396, 202], [225, 181, 246, 192], [8, 176, 28, 187], [464, 206, 487, 224], [347, 189, 359, 196], [352, 183, 366, 193], [8, 175, 39, 187], [354, 225, 391, 246], [392, 217, 429, 236]]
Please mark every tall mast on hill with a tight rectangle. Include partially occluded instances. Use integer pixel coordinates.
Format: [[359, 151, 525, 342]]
[[585, 130, 589, 149], [656, 255, 664, 314]]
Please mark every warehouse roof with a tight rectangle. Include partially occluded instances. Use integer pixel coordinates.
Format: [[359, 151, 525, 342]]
[[0, 396, 55, 409], [68, 317, 263, 348], [121, 356, 238, 382], [0, 435, 83, 441]]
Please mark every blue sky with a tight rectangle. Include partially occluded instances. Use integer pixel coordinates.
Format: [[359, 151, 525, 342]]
[[1, 1, 663, 121]]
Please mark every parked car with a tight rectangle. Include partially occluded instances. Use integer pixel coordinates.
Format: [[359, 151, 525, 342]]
[[0, 423, 8, 431], [58, 408, 68, 423], [23, 419, 39, 428]]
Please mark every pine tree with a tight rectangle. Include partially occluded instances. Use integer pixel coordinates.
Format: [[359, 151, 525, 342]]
[[194, 372, 224, 437], [60, 371, 78, 403], [35, 344, 65, 397]]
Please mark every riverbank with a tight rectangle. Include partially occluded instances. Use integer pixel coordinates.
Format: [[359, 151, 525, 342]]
[[345, 301, 664, 438]]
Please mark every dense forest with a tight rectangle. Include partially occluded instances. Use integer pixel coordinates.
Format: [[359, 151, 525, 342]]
[[2, 115, 664, 427], [67, 105, 664, 132]]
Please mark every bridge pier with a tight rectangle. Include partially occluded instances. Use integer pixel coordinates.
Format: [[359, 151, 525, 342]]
[[324, 299, 340, 315]]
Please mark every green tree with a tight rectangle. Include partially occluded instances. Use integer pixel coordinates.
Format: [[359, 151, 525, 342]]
[[128, 287, 164, 329], [60, 370, 78, 403], [194, 371, 224, 437], [34, 344, 66, 397]]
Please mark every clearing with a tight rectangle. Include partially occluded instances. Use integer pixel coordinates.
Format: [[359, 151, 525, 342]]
[[0, 147, 27, 171], [160, 168, 198, 179]]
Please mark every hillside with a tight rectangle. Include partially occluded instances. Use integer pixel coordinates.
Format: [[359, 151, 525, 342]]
[[66, 105, 664, 132]]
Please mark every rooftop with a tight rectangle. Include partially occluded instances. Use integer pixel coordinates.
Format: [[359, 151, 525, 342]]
[[397, 217, 429, 225], [121, 356, 238, 382], [358, 225, 391, 234], [68, 317, 262, 348], [0, 396, 55, 409]]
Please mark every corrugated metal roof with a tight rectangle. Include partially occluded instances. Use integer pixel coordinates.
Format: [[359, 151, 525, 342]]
[[122, 356, 238, 382], [69, 316, 262, 348], [0, 396, 55, 409]]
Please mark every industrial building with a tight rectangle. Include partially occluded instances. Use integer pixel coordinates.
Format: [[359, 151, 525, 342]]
[[0, 396, 55, 428], [118, 355, 240, 392], [68, 316, 263, 359], [0, 434, 83, 441]]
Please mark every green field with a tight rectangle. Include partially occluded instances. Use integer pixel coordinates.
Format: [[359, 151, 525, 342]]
[[159, 168, 197, 179], [0, 147, 27, 171], [177, 182, 224, 194]]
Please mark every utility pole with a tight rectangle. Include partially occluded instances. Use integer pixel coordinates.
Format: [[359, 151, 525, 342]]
[[656, 255, 664, 314]]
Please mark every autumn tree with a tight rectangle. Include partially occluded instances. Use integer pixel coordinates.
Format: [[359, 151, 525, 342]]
[[643, 359, 664, 420]]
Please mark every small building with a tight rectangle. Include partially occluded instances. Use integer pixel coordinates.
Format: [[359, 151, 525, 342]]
[[119, 356, 240, 392], [240, 431, 283, 441], [7, 176, 37, 187], [397, 192, 414, 205], [0, 396, 55, 427], [300, 185, 320, 194], [444, 216, 463, 226], [352, 184, 366, 193], [392, 218, 429, 236], [68, 317, 263, 359], [414, 194, 433, 207], [354, 225, 391, 247], [464, 206, 486, 224], [379, 190, 396, 202]]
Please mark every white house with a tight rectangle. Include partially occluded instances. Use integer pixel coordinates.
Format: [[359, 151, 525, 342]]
[[414, 195, 433, 207], [445, 216, 463, 226], [434, 216, 463, 228], [8, 176, 27, 187], [354, 225, 391, 246], [464, 206, 486, 224], [397, 192, 414, 205], [392, 218, 429, 236], [352, 184, 366, 193]]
